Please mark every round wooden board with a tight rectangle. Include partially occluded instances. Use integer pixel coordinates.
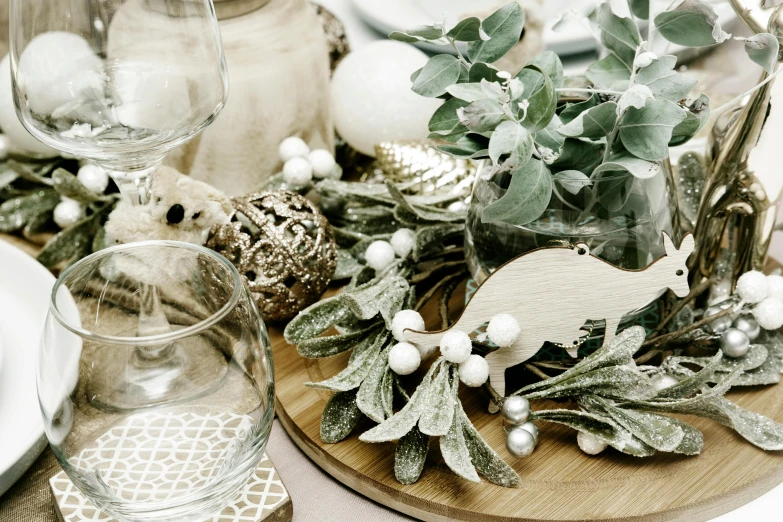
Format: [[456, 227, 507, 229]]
[[271, 293, 783, 522]]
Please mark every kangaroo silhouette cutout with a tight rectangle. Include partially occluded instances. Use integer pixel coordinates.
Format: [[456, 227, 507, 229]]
[[404, 233, 694, 398]]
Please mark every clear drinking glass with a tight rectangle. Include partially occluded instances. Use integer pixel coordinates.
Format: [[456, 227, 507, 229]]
[[38, 241, 274, 522]]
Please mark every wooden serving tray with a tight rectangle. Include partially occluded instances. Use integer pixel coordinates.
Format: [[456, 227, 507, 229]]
[[272, 284, 783, 522]]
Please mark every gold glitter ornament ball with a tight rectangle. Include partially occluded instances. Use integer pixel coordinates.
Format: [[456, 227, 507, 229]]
[[207, 190, 337, 322]]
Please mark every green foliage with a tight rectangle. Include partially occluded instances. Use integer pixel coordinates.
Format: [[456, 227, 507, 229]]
[[653, 0, 730, 47], [744, 33, 780, 74]]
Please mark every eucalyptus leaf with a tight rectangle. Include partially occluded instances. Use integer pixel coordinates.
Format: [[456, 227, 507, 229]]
[[458, 98, 507, 132], [629, 0, 650, 19], [321, 390, 362, 443], [559, 95, 599, 125], [467, 2, 525, 64], [390, 24, 444, 42], [585, 55, 631, 88], [557, 101, 617, 139], [395, 426, 430, 484], [445, 83, 487, 103], [481, 158, 552, 226], [357, 350, 391, 423], [534, 114, 566, 151], [458, 406, 519, 487], [669, 111, 701, 147], [595, 171, 634, 212], [437, 134, 488, 159], [550, 138, 605, 176], [619, 98, 687, 161], [596, 3, 641, 68], [429, 98, 470, 134], [419, 361, 457, 436], [528, 51, 564, 89], [446, 17, 489, 41], [744, 33, 780, 74], [468, 62, 502, 83], [488, 120, 533, 165], [412, 55, 463, 98], [653, 0, 730, 47], [593, 153, 662, 180], [519, 65, 556, 132], [440, 407, 480, 482], [553, 170, 591, 195], [634, 55, 696, 102]]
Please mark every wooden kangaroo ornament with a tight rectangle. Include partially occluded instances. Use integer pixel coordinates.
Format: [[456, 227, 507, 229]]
[[404, 233, 695, 398]]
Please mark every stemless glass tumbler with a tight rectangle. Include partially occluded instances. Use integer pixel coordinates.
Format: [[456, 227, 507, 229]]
[[38, 241, 274, 522]]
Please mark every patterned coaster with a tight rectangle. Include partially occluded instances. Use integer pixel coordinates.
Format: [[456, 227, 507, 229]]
[[49, 412, 291, 522]]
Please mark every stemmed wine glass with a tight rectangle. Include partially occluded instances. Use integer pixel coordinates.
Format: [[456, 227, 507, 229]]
[[10, 0, 229, 410]]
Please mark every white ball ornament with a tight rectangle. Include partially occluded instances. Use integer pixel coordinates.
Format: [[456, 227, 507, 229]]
[[506, 426, 536, 458], [390, 228, 416, 258], [767, 274, 783, 301], [736, 270, 768, 303], [487, 314, 521, 348], [308, 149, 336, 179], [753, 297, 783, 331], [704, 306, 732, 334], [501, 396, 530, 425], [391, 309, 425, 342], [282, 157, 313, 188], [53, 198, 85, 228], [365, 240, 396, 272], [577, 431, 608, 455], [519, 421, 539, 443], [278, 136, 310, 162], [331, 41, 442, 156], [439, 330, 472, 364], [733, 315, 761, 342], [720, 328, 750, 358], [458, 354, 489, 387], [388, 342, 421, 376], [77, 163, 109, 194]]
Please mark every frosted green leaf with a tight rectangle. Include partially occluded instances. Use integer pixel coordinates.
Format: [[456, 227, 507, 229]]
[[634, 55, 696, 102], [467, 3, 525, 63], [7, 160, 56, 186], [458, 405, 519, 487], [445, 83, 487, 103], [419, 361, 458, 436], [306, 333, 385, 391], [593, 153, 662, 180], [458, 98, 506, 132], [656, 352, 723, 399], [556, 102, 617, 139], [333, 250, 364, 281], [586, 396, 686, 452], [37, 205, 110, 268], [488, 120, 533, 165], [534, 114, 565, 151], [744, 33, 780, 74], [0, 189, 59, 233], [413, 224, 464, 261], [412, 55, 462, 98], [446, 17, 489, 41], [296, 324, 380, 359], [619, 98, 687, 161], [586, 55, 631, 87], [550, 138, 604, 175], [395, 426, 430, 484], [553, 170, 591, 195], [596, 3, 641, 68], [523, 365, 655, 401], [51, 168, 102, 204], [385, 181, 465, 223], [321, 390, 362, 443], [481, 158, 552, 226], [440, 408, 480, 482], [357, 350, 391, 423], [381, 367, 395, 418], [429, 98, 470, 134], [343, 272, 409, 320], [653, 0, 730, 47]]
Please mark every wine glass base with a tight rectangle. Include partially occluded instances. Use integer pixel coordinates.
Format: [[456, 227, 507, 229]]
[[86, 339, 228, 412]]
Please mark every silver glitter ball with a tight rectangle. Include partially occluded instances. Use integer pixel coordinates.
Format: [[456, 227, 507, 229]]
[[733, 315, 761, 342], [506, 426, 536, 458], [501, 396, 530, 426], [519, 421, 539, 443], [720, 328, 750, 358], [704, 306, 732, 334]]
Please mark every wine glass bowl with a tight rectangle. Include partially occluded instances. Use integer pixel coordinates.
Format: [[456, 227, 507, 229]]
[[9, 0, 227, 177], [38, 241, 274, 522]]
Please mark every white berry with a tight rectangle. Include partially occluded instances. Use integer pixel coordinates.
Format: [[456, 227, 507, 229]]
[[388, 342, 421, 375], [282, 157, 313, 188], [365, 240, 396, 272], [53, 197, 84, 228], [308, 149, 336, 178], [577, 431, 608, 455], [390, 228, 416, 258], [753, 297, 783, 330], [767, 274, 783, 301], [736, 270, 768, 304], [440, 330, 472, 364], [391, 309, 425, 342], [77, 163, 109, 194], [486, 314, 521, 348], [278, 136, 309, 161], [458, 354, 489, 387], [651, 373, 678, 391]]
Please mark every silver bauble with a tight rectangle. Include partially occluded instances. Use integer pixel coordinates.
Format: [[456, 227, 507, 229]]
[[501, 396, 530, 426], [704, 306, 732, 334], [720, 328, 751, 358], [519, 421, 539, 443], [733, 315, 761, 342], [506, 426, 536, 458]]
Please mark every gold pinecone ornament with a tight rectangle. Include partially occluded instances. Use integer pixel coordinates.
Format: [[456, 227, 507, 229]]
[[207, 190, 337, 322]]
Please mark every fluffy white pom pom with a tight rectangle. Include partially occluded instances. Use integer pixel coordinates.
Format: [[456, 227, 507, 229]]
[[753, 297, 783, 330], [365, 240, 396, 272], [487, 314, 521, 348], [278, 136, 310, 161], [77, 163, 109, 194], [391, 309, 425, 342], [389, 342, 421, 375], [767, 274, 783, 301], [577, 431, 608, 455], [440, 330, 472, 364], [282, 157, 313, 188], [736, 270, 768, 304], [390, 228, 415, 258], [458, 354, 489, 387], [308, 149, 336, 179], [53, 197, 84, 228]]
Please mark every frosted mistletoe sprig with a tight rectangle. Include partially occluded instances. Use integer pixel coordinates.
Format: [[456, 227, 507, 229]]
[[403, 1, 780, 228]]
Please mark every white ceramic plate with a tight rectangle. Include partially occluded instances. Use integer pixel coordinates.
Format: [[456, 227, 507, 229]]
[[0, 240, 55, 496]]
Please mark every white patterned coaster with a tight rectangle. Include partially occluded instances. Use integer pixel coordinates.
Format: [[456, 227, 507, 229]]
[[49, 412, 291, 522]]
